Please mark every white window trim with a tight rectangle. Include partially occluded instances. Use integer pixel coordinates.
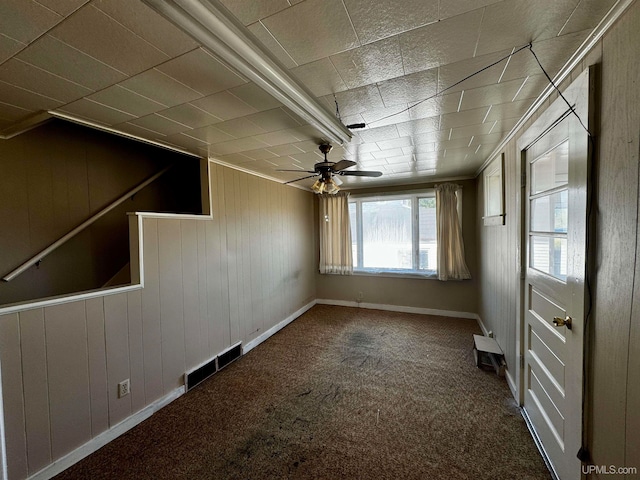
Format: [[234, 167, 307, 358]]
[[349, 188, 463, 278]]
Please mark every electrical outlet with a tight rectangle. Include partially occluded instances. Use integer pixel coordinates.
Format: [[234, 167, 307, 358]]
[[118, 379, 130, 398]]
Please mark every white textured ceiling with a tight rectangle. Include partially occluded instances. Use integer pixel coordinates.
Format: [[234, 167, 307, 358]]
[[0, 0, 617, 189]]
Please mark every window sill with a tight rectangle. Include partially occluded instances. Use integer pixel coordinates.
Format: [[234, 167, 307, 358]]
[[351, 269, 438, 280]]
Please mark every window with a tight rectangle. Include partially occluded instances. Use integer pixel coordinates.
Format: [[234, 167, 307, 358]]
[[349, 191, 455, 276]]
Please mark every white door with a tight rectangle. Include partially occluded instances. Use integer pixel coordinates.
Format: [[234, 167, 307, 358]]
[[518, 68, 592, 480]]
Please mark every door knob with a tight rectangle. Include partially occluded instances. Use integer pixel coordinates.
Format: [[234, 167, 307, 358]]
[[553, 316, 572, 330]]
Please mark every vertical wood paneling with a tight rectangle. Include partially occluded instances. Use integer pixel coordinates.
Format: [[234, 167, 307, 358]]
[[85, 296, 109, 436], [259, 178, 274, 331], [19, 308, 52, 474], [181, 220, 201, 370], [158, 219, 186, 391], [590, 5, 640, 466], [126, 290, 145, 413], [0, 313, 28, 479], [44, 302, 91, 459], [239, 172, 253, 340], [196, 221, 209, 358], [141, 218, 163, 402], [104, 293, 132, 426], [248, 176, 263, 340]]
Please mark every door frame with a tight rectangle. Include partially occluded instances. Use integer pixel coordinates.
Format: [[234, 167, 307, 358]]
[[514, 66, 595, 478]]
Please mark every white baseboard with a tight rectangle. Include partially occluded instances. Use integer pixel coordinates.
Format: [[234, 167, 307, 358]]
[[28, 387, 185, 480], [315, 299, 478, 320], [243, 300, 317, 354], [475, 315, 490, 336]]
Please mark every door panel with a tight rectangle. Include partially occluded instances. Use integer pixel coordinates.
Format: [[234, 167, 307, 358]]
[[518, 67, 592, 480]]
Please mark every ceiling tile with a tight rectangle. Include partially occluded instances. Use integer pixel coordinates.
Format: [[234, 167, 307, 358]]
[[0, 58, 92, 102], [408, 93, 460, 120], [475, 0, 579, 57], [325, 84, 385, 117], [377, 69, 438, 108], [215, 117, 267, 138], [157, 104, 221, 129], [484, 99, 531, 124], [400, 10, 483, 75], [0, 34, 26, 64], [247, 22, 297, 69], [191, 91, 258, 121], [185, 125, 236, 144], [116, 121, 167, 139], [439, 0, 502, 20], [209, 137, 271, 155], [163, 132, 208, 151], [215, 153, 254, 164], [440, 107, 490, 129], [376, 136, 413, 151], [57, 98, 136, 125], [0, 80, 62, 111], [32, 0, 87, 16], [371, 148, 404, 159], [0, 102, 34, 122], [16, 34, 126, 90], [157, 48, 247, 96], [437, 49, 509, 94], [261, 0, 359, 64], [358, 105, 412, 130], [218, 0, 291, 25], [228, 82, 283, 111], [88, 85, 166, 117], [245, 108, 304, 132], [93, 0, 199, 57], [329, 36, 404, 89], [559, 0, 617, 36], [289, 58, 348, 97], [356, 124, 399, 143], [459, 77, 529, 111], [49, 5, 169, 76], [119, 68, 203, 108], [241, 148, 278, 160], [127, 113, 192, 136], [0, 0, 62, 44], [343, 0, 438, 45], [501, 31, 589, 83], [254, 129, 305, 146], [395, 116, 440, 137], [512, 74, 548, 102], [266, 144, 305, 156]]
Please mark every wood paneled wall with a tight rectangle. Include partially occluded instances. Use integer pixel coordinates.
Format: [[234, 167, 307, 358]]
[[476, 1, 640, 471], [0, 162, 316, 479]]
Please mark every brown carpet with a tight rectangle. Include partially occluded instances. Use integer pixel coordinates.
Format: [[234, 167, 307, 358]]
[[55, 305, 551, 479]]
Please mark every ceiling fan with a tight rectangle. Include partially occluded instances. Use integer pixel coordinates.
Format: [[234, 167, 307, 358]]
[[278, 144, 382, 194]]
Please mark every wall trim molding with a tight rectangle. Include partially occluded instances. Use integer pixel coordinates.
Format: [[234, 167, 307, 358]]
[[27, 386, 185, 480], [505, 369, 518, 400], [243, 300, 317, 354]]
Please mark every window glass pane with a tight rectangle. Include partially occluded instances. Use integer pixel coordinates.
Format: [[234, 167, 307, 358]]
[[530, 190, 568, 233], [530, 235, 567, 281], [531, 141, 568, 195], [362, 199, 412, 269], [349, 202, 358, 266], [418, 197, 437, 270]]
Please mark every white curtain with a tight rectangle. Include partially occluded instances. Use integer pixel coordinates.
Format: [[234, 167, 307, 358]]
[[318, 192, 353, 274], [436, 184, 471, 281]]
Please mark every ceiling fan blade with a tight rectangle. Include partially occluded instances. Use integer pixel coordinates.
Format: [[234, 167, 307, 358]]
[[331, 160, 357, 172], [338, 170, 383, 177], [276, 169, 316, 173], [283, 174, 319, 184]]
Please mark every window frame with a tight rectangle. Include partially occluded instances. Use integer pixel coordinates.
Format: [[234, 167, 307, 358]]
[[349, 189, 461, 278]]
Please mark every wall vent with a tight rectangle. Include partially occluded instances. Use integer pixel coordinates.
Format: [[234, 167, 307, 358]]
[[185, 357, 218, 391], [184, 342, 243, 391], [218, 343, 242, 370]]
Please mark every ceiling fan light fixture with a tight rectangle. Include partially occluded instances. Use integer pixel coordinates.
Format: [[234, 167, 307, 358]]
[[311, 179, 325, 194]]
